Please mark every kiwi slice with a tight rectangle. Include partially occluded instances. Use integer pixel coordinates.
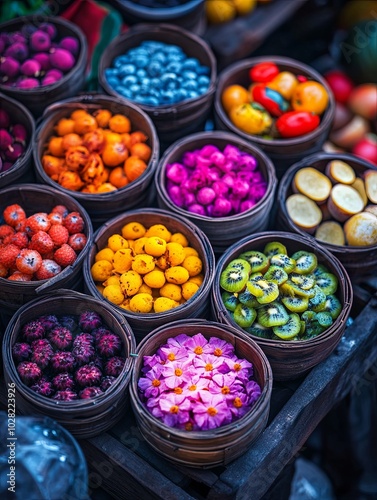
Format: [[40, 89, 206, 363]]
[[315, 272, 338, 295], [247, 277, 279, 304], [280, 281, 316, 298], [222, 292, 239, 312], [238, 251, 269, 273], [270, 253, 296, 273], [220, 266, 249, 293], [227, 258, 252, 275], [312, 264, 329, 277], [308, 286, 327, 312], [299, 320, 306, 336], [263, 265, 289, 285], [263, 242, 287, 257], [257, 302, 290, 327], [316, 311, 333, 329], [322, 294, 342, 320], [233, 303, 257, 328], [291, 251, 318, 274], [238, 289, 260, 308], [281, 295, 309, 313], [290, 273, 315, 290], [249, 272, 263, 281], [273, 313, 301, 340], [301, 323, 325, 339], [245, 323, 273, 339]]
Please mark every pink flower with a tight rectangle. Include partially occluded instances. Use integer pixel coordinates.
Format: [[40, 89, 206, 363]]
[[157, 344, 190, 364], [246, 380, 262, 406], [159, 393, 191, 427], [228, 392, 250, 419], [221, 357, 253, 381], [146, 396, 164, 419], [182, 377, 210, 401], [141, 353, 164, 373], [192, 392, 232, 430], [208, 373, 243, 400], [184, 333, 211, 357], [193, 354, 226, 378], [138, 365, 165, 399], [207, 337, 235, 357], [162, 360, 194, 389], [166, 334, 190, 348]]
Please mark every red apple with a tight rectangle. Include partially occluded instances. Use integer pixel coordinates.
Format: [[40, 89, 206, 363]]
[[352, 134, 377, 166], [324, 70, 354, 104]]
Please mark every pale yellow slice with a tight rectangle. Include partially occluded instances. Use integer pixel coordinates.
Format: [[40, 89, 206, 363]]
[[364, 170, 377, 204], [327, 184, 365, 222], [286, 194, 322, 233], [351, 177, 368, 206], [325, 160, 356, 185], [315, 221, 345, 246], [293, 167, 332, 203], [344, 211, 377, 246]]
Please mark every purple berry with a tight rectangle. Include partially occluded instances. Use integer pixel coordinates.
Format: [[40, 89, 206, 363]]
[[79, 386, 103, 399], [59, 37, 79, 55], [17, 78, 40, 89], [20, 59, 41, 77], [90, 357, 104, 371], [31, 339, 53, 370], [0, 57, 20, 78], [12, 124, 28, 144], [73, 333, 94, 347], [12, 342, 32, 363], [0, 109, 10, 128], [33, 52, 50, 71], [0, 129, 13, 151], [21, 24, 38, 38], [30, 30, 51, 52], [105, 356, 125, 377], [53, 390, 78, 401], [48, 326, 73, 350], [72, 343, 95, 365], [79, 311, 102, 332], [17, 361, 41, 385], [49, 48, 75, 72], [38, 315, 59, 331], [93, 327, 113, 345], [52, 372, 75, 391], [22, 320, 45, 342], [100, 376, 116, 391], [1, 161, 13, 172], [30, 377, 54, 397], [9, 33, 26, 45], [75, 364, 102, 387], [51, 351, 76, 373], [5, 42, 29, 62], [41, 75, 58, 86], [39, 23, 57, 40], [5, 143, 24, 162], [59, 315, 77, 331], [97, 334, 122, 358]]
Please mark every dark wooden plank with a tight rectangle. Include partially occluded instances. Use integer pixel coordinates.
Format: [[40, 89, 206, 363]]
[[216, 294, 377, 500]]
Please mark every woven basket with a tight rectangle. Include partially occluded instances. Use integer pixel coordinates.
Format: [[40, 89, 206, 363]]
[[0, 93, 35, 188], [276, 152, 377, 282], [210, 231, 353, 381], [129, 318, 272, 468], [0, 184, 93, 325], [33, 93, 159, 229], [155, 130, 277, 255], [2, 289, 136, 439], [83, 208, 215, 343], [0, 16, 88, 118], [214, 56, 335, 179]]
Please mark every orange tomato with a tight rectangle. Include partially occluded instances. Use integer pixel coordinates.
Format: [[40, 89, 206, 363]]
[[62, 133, 83, 151], [130, 131, 148, 145], [124, 156, 147, 182], [267, 71, 299, 100], [109, 166, 130, 188], [74, 113, 98, 134], [56, 118, 75, 136], [130, 142, 152, 162], [292, 81, 329, 115], [102, 142, 129, 167], [109, 114, 131, 133], [221, 84, 250, 113], [94, 108, 112, 128], [48, 136, 65, 157], [97, 182, 117, 193]]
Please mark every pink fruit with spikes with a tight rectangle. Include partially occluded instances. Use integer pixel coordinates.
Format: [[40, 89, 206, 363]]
[[52, 372, 75, 391], [22, 320, 45, 342], [51, 351, 76, 373], [75, 364, 102, 387], [17, 361, 41, 385], [79, 386, 103, 399], [30, 377, 54, 397], [12, 342, 32, 363], [48, 326, 73, 350], [105, 356, 125, 377], [53, 390, 78, 401]]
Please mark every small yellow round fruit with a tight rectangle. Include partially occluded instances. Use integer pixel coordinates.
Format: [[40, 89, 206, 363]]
[[143, 269, 166, 288], [121, 221, 146, 240], [119, 270, 143, 296], [182, 255, 203, 277], [133, 237, 148, 255], [129, 293, 154, 313], [144, 236, 167, 257], [145, 224, 171, 242], [170, 232, 189, 247], [221, 84, 250, 114], [206, 0, 237, 24], [95, 248, 114, 262], [159, 283, 182, 301], [103, 284, 124, 305], [183, 246, 199, 258], [181, 281, 200, 301], [165, 266, 190, 285], [107, 234, 129, 252], [188, 274, 204, 287], [233, 0, 257, 16], [153, 297, 180, 313], [132, 254, 155, 274], [113, 248, 133, 274], [103, 275, 121, 287], [91, 260, 113, 282]]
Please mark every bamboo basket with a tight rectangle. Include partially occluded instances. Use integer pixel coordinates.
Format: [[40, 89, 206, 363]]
[[2, 290, 136, 439], [276, 152, 377, 282], [83, 208, 215, 343], [155, 130, 278, 255], [210, 231, 353, 381], [129, 319, 273, 468]]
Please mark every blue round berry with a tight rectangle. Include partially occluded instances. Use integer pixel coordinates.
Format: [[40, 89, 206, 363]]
[[187, 90, 199, 99], [197, 65, 210, 76], [175, 88, 188, 101], [182, 80, 198, 91], [106, 77, 119, 88], [114, 56, 130, 68], [136, 68, 147, 79], [118, 64, 137, 77], [116, 87, 133, 99], [134, 56, 149, 69], [129, 84, 140, 94], [153, 51, 167, 64], [182, 70, 197, 81], [121, 75, 138, 86], [166, 61, 182, 74], [148, 61, 163, 77], [198, 75, 210, 87], [182, 58, 200, 71]]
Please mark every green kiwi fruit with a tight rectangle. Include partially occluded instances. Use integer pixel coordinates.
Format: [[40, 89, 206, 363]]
[[263, 265, 289, 285], [269, 253, 296, 273], [315, 273, 338, 295], [313, 264, 330, 277], [227, 258, 252, 275], [316, 311, 333, 328], [257, 302, 290, 327], [222, 292, 239, 312], [281, 295, 309, 313], [247, 278, 279, 304], [290, 273, 315, 290], [280, 281, 316, 298], [238, 250, 269, 273], [301, 324, 325, 339], [245, 322, 273, 339], [299, 320, 306, 336], [220, 266, 249, 293], [291, 251, 318, 274], [238, 289, 260, 308], [264, 241, 287, 257], [233, 303, 257, 328], [308, 286, 327, 312], [272, 313, 301, 340], [322, 294, 342, 319]]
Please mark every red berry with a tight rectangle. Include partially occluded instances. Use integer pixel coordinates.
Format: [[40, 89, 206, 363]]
[[15, 219, 27, 232], [48, 224, 69, 246], [54, 244, 77, 267], [26, 213, 51, 235], [0, 224, 15, 241], [29, 231, 54, 255], [8, 271, 33, 281], [0, 244, 20, 268], [51, 205, 69, 217], [68, 233, 87, 252], [3, 204, 26, 227], [0, 263, 7, 278], [7, 231, 29, 248], [48, 212, 63, 225], [35, 259, 62, 280], [16, 248, 42, 274], [63, 211, 84, 234]]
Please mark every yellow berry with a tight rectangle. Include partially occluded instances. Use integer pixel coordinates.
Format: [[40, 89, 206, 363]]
[[121, 221, 146, 240], [188, 274, 204, 287], [170, 232, 189, 247], [129, 293, 154, 313], [119, 299, 131, 311], [91, 260, 113, 281], [113, 248, 133, 274], [95, 247, 115, 262], [138, 283, 153, 295], [132, 254, 155, 274], [155, 254, 169, 270], [103, 275, 121, 286], [165, 266, 190, 285], [133, 237, 148, 255], [153, 296, 180, 313], [183, 246, 199, 258], [159, 283, 182, 301], [119, 270, 143, 296], [107, 234, 129, 252], [182, 255, 203, 277], [144, 236, 167, 257], [145, 224, 171, 242], [103, 284, 124, 305], [143, 269, 166, 288], [166, 242, 185, 266], [181, 281, 200, 301]]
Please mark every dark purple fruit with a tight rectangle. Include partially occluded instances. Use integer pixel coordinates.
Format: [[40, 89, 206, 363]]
[[0, 129, 13, 151], [0, 57, 20, 78], [9, 33, 26, 45], [1, 161, 13, 172], [59, 37, 79, 55], [5, 42, 29, 62], [5, 143, 24, 161], [30, 30, 51, 52], [49, 48, 75, 72], [21, 24, 38, 38], [33, 52, 50, 71], [39, 23, 57, 40], [12, 124, 27, 144]]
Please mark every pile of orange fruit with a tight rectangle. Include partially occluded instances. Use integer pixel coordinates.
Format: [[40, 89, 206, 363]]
[[41, 108, 152, 193]]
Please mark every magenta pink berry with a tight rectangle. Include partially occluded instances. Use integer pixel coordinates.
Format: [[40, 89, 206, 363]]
[[79, 386, 103, 399], [12, 123, 28, 144], [30, 377, 54, 397], [39, 23, 57, 40], [52, 372, 75, 391], [22, 320, 45, 342], [33, 52, 50, 71], [30, 30, 51, 52], [12, 342, 32, 363], [5, 143, 24, 161], [96, 334, 122, 358], [5, 42, 29, 62], [51, 351, 76, 373], [0, 129, 13, 151], [48, 326, 73, 350], [100, 376, 116, 391], [53, 390, 78, 401], [79, 311, 102, 332], [17, 77, 40, 89], [20, 59, 41, 77], [75, 364, 102, 387], [105, 356, 125, 377], [17, 361, 42, 385], [49, 48, 75, 72], [59, 37, 79, 55]]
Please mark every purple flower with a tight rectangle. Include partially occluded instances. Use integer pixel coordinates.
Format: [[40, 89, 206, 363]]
[[162, 360, 194, 389], [246, 380, 262, 406], [228, 392, 251, 419], [192, 392, 232, 430], [141, 353, 164, 373], [138, 365, 165, 399], [157, 344, 190, 364], [207, 337, 235, 358], [184, 333, 210, 357], [220, 357, 253, 381], [193, 354, 226, 378], [182, 376, 210, 401], [166, 334, 190, 349], [208, 373, 243, 400], [159, 393, 191, 427]]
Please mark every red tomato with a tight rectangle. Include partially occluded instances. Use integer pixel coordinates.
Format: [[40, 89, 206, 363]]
[[276, 111, 320, 138], [352, 135, 377, 166], [249, 62, 280, 83], [324, 70, 354, 104]]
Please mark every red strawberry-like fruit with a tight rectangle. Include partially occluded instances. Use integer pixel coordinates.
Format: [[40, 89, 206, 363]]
[[68, 233, 87, 252], [48, 326, 73, 350], [25, 213, 51, 235], [22, 320, 45, 342], [12, 342, 32, 363], [3, 204, 26, 227], [79, 311, 102, 332], [63, 211, 84, 234], [105, 356, 125, 377], [48, 212, 63, 225], [8, 271, 33, 281], [0, 224, 15, 240], [51, 205, 69, 217], [96, 333, 122, 358], [48, 224, 69, 246], [75, 364, 102, 387], [0, 244, 20, 269], [35, 259, 62, 280], [8, 231, 28, 248], [100, 376, 116, 392], [16, 248, 42, 274], [52, 372, 75, 391], [53, 390, 78, 401], [30, 377, 54, 397], [17, 361, 42, 385], [29, 231, 54, 254], [79, 386, 103, 399], [54, 243, 77, 267], [0, 264, 7, 278]]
